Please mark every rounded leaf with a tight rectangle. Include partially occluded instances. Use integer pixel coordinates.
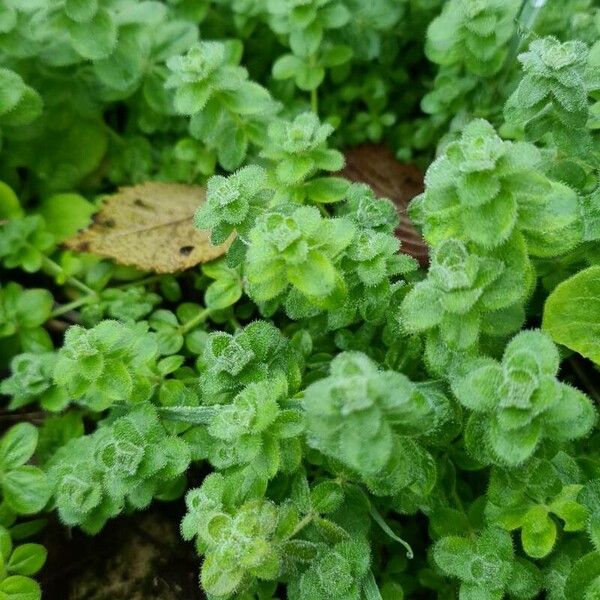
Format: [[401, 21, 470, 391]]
[[543, 266, 600, 365], [451, 362, 502, 413], [7, 544, 47, 576], [68, 8, 117, 60], [2, 467, 50, 515], [0, 575, 41, 600], [521, 506, 556, 558], [487, 418, 541, 466], [0, 424, 38, 470]]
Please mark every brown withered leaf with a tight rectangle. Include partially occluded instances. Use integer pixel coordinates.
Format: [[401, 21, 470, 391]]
[[341, 145, 428, 265], [65, 182, 230, 273]]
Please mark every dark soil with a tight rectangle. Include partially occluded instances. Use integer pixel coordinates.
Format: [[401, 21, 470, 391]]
[[39, 500, 203, 600]]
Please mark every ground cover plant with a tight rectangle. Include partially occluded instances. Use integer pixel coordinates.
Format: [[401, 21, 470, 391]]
[[1, 0, 600, 598]]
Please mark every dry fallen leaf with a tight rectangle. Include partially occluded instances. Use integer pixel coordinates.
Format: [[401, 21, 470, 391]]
[[65, 182, 231, 273], [341, 145, 428, 265]]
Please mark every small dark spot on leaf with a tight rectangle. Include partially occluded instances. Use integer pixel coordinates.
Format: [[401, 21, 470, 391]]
[[134, 198, 149, 208], [179, 245, 194, 256], [103, 218, 116, 228], [77, 241, 90, 252]]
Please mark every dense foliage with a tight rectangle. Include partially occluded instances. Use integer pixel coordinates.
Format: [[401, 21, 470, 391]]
[[1, 0, 600, 598]]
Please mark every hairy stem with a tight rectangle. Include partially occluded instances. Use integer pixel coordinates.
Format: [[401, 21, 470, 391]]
[[289, 513, 315, 539]]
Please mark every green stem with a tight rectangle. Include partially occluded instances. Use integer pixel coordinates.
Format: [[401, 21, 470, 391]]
[[50, 295, 95, 318], [228, 315, 242, 332], [49, 273, 164, 319], [317, 204, 330, 217], [369, 504, 413, 559], [289, 513, 315, 539], [179, 307, 211, 334], [41, 255, 97, 296], [504, 0, 547, 71], [309, 55, 319, 114], [518, 0, 547, 35]]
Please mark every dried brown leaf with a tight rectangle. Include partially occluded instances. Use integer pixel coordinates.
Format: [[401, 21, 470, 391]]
[[65, 182, 230, 273], [341, 145, 428, 264]]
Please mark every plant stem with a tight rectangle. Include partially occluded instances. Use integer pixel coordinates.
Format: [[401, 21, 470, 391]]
[[50, 295, 95, 318], [179, 307, 211, 334], [228, 315, 242, 332], [49, 274, 164, 318], [41, 255, 97, 296], [505, 0, 547, 69], [289, 513, 315, 539], [369, 504, 414, 559], [309, 54, 319, 114]]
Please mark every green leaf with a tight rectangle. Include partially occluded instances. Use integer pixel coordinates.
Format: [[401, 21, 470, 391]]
[[0, 575, 41, 600], [281, 540, 319, 563], [439, 310, 480, 350], [174, 83, 212, 115], [8, 520, 46, 542], [273, 54, 303, 80], [313, 517, 350, 544], [433, 536, 473, 580], [36, 119, 108, 192], [0, 526, 12, 559], [289, 22, 322, 57], [288, 251, 336, 298], [506, 558, 542, 600], [310, 481, 344, 514], [224, 82, 274, 116], [65, 0, 98, 22], [521, 506, 556, 558], [7, 544, 47, 576], [296, 64, 325, 91], [0, 70, 24, 116], [18, 328, 53, 354], [320, 45, 353, 67], [401, 282, 442, 332], [205, 278, 242, 310], [0, 89, 42, 127], [68, 8, 117, 60], [564, 551, 600, 599], [320, 4, 350, 28], [218, 127, 248, 171], [304, 177, 350, 204], [38, 193, 95, 242], [0, 5, 16, 34], [487, 419, 541, 466], [2, 467, 50, 515], [452, 362, 502, 412], [15, 289, 53, 329], [0, 182, 23, 219], [0, 424, 38, 470], [549, 487, 588, 532], [201, 554, 243, 597], [542, 266, 600, 365]]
